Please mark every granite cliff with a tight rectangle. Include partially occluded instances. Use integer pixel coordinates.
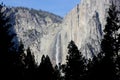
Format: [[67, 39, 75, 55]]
[[3, 7, 62, 64], [60, 0, 120, 63], [3, 0, 120, 64]]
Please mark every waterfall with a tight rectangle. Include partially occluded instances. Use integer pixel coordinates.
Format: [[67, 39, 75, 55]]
[[55, 32, 61, 66]]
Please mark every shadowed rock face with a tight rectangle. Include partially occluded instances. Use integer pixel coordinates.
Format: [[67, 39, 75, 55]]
[[3, 0, 120, 65]]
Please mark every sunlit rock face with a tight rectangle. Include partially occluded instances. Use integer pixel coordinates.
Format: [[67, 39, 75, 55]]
[[3, 0, 120, 65], [14, 8, 63, 64], [4, 7, 62, 64], [60, 0, 120, 63]]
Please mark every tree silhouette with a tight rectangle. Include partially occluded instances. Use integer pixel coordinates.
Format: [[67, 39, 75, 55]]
[[116, 52, 120, 80], [24, 47, 36, 79], [63, 40, 86, 80], [86, 2, 120, 80], [100, 2, 120, 80], [53, 63, 64, 80], [14, 41, 26, 79], [101, 3, 119, 59], [115, 31, 120, 80], [0, 3, 17, 79], [53, 65, 61, 80], [37, 55, 54, 80]]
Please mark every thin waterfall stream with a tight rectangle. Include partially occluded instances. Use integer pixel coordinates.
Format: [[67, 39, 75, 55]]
[[55, 32, 61, 66]]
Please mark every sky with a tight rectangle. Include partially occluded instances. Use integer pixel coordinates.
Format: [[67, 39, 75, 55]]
[[0, 0, 80, 17]]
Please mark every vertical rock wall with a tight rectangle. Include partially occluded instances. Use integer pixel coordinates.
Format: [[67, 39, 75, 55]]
[[60, 0, 112, 63]]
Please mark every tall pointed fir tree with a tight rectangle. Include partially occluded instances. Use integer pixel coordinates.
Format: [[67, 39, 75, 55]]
[[100, 2, 120, 80], [14, 41, 36, 79], [115, 12, 120, 80], [87, 2, 120, 80], [37, 55, 54, 80], [63, 40, 86, 80], [101, 2, 119, 60], [14, 41, 26, 79], [24, 47, 36, 79]]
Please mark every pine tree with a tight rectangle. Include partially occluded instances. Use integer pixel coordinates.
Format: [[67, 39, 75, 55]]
[[38, 55, 54, 80], [25, 47, 36, 79], [53, 63, 64, 80], [25, 47, 35, 68], [63, 40, 86, 80], [100, 2, 120, 80], [87, 2, 120, 80], [115, 54, 120, 80], [0, 3, 16, 79], [14, 41, 26, 79], [101, 3, 119, 58], [53, 65, 61, 80], [115, 29, 120, 80]]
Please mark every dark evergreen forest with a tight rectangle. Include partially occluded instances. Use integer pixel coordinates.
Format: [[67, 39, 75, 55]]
[[0, 2, 120, 80]]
